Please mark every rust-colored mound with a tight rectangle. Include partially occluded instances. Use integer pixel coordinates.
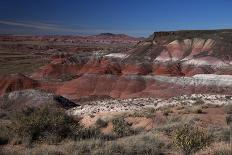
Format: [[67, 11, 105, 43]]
[[56, 74, 232, 100], [0, 74, 40, 95]]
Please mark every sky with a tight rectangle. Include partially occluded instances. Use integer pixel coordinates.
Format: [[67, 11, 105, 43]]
[[0, 0, 231, 37]]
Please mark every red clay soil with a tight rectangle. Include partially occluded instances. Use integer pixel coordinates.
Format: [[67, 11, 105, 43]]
[[56, 74, 231, 100]]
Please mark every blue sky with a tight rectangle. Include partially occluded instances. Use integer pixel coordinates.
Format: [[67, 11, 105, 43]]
[[0, 0, 231, 36]]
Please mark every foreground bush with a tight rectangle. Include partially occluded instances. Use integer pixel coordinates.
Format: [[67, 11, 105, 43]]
[[225, 115, 232, 125], [173, 124, 211, 155], [209, 127, 231, 142], [0, 125, 11, 145], [213, 147, 232, 155], [112, 117, 135, 137], [10, 106, 80, 144], [224, 104, 232, 114], [96, 118, 108, 128]]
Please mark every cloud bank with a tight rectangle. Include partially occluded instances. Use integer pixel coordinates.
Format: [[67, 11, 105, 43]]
[[0, 20, 150, 36]]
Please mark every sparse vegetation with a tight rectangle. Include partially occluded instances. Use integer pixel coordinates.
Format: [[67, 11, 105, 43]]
[[213, 147, 232, 155], [209, 127, 231, 142], [130, 107, 156, 118], [0, 125, 10, 145], [10, 106, 80, 144], [162, 108, 173, 116], [225, 115, 232, 125], [172, 124, 211, 155], [96, 118, 108, 128], [193, 107, 203, 114], [0, 101, 230, 154], [112, 116, 135, 137], [224, 104, 232, 114], [194, 98, 205, 105]]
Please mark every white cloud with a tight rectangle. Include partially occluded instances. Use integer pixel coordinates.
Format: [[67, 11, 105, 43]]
[[0, 20, 150, 36]]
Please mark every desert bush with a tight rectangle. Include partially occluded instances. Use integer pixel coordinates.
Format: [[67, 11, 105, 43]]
[[225, 115, 232, 125], [0, 125, 11, 145], [66, 139, 104, 155], [130, 108, 156, 118], [95, 132, 165, 155], [156, 115, 198, 136], [95, 142, 126, 155], [186, 105, 204, 114], [10, 106, 80, 144], [112, 117, 135, 137], [209, 127, 231, 142], [96, 118, 108, 128], [213, 147, 232, 155], [120, 133, 165, 155], [163, 109, 173, 116], [157, 122, 181, 136], [75, 127, 101, 140], [194, 108, 203, 114], [224, 104, 232, 114], [172, 124, 211, 155]]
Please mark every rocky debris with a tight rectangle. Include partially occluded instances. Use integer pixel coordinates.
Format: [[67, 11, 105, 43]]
[[68, 94, 232, 116], [0, 89, 79, 111]]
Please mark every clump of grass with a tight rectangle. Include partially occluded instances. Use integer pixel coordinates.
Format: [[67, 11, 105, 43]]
[[112, 116, 135, 137], [172, 124, 212, 155]]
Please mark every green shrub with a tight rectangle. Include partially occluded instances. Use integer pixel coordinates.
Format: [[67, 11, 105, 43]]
[[10, 106, 80, 144], [173, 124, 211, 155], [96, 118, 108, 128], [112, 117, 135, 137]]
